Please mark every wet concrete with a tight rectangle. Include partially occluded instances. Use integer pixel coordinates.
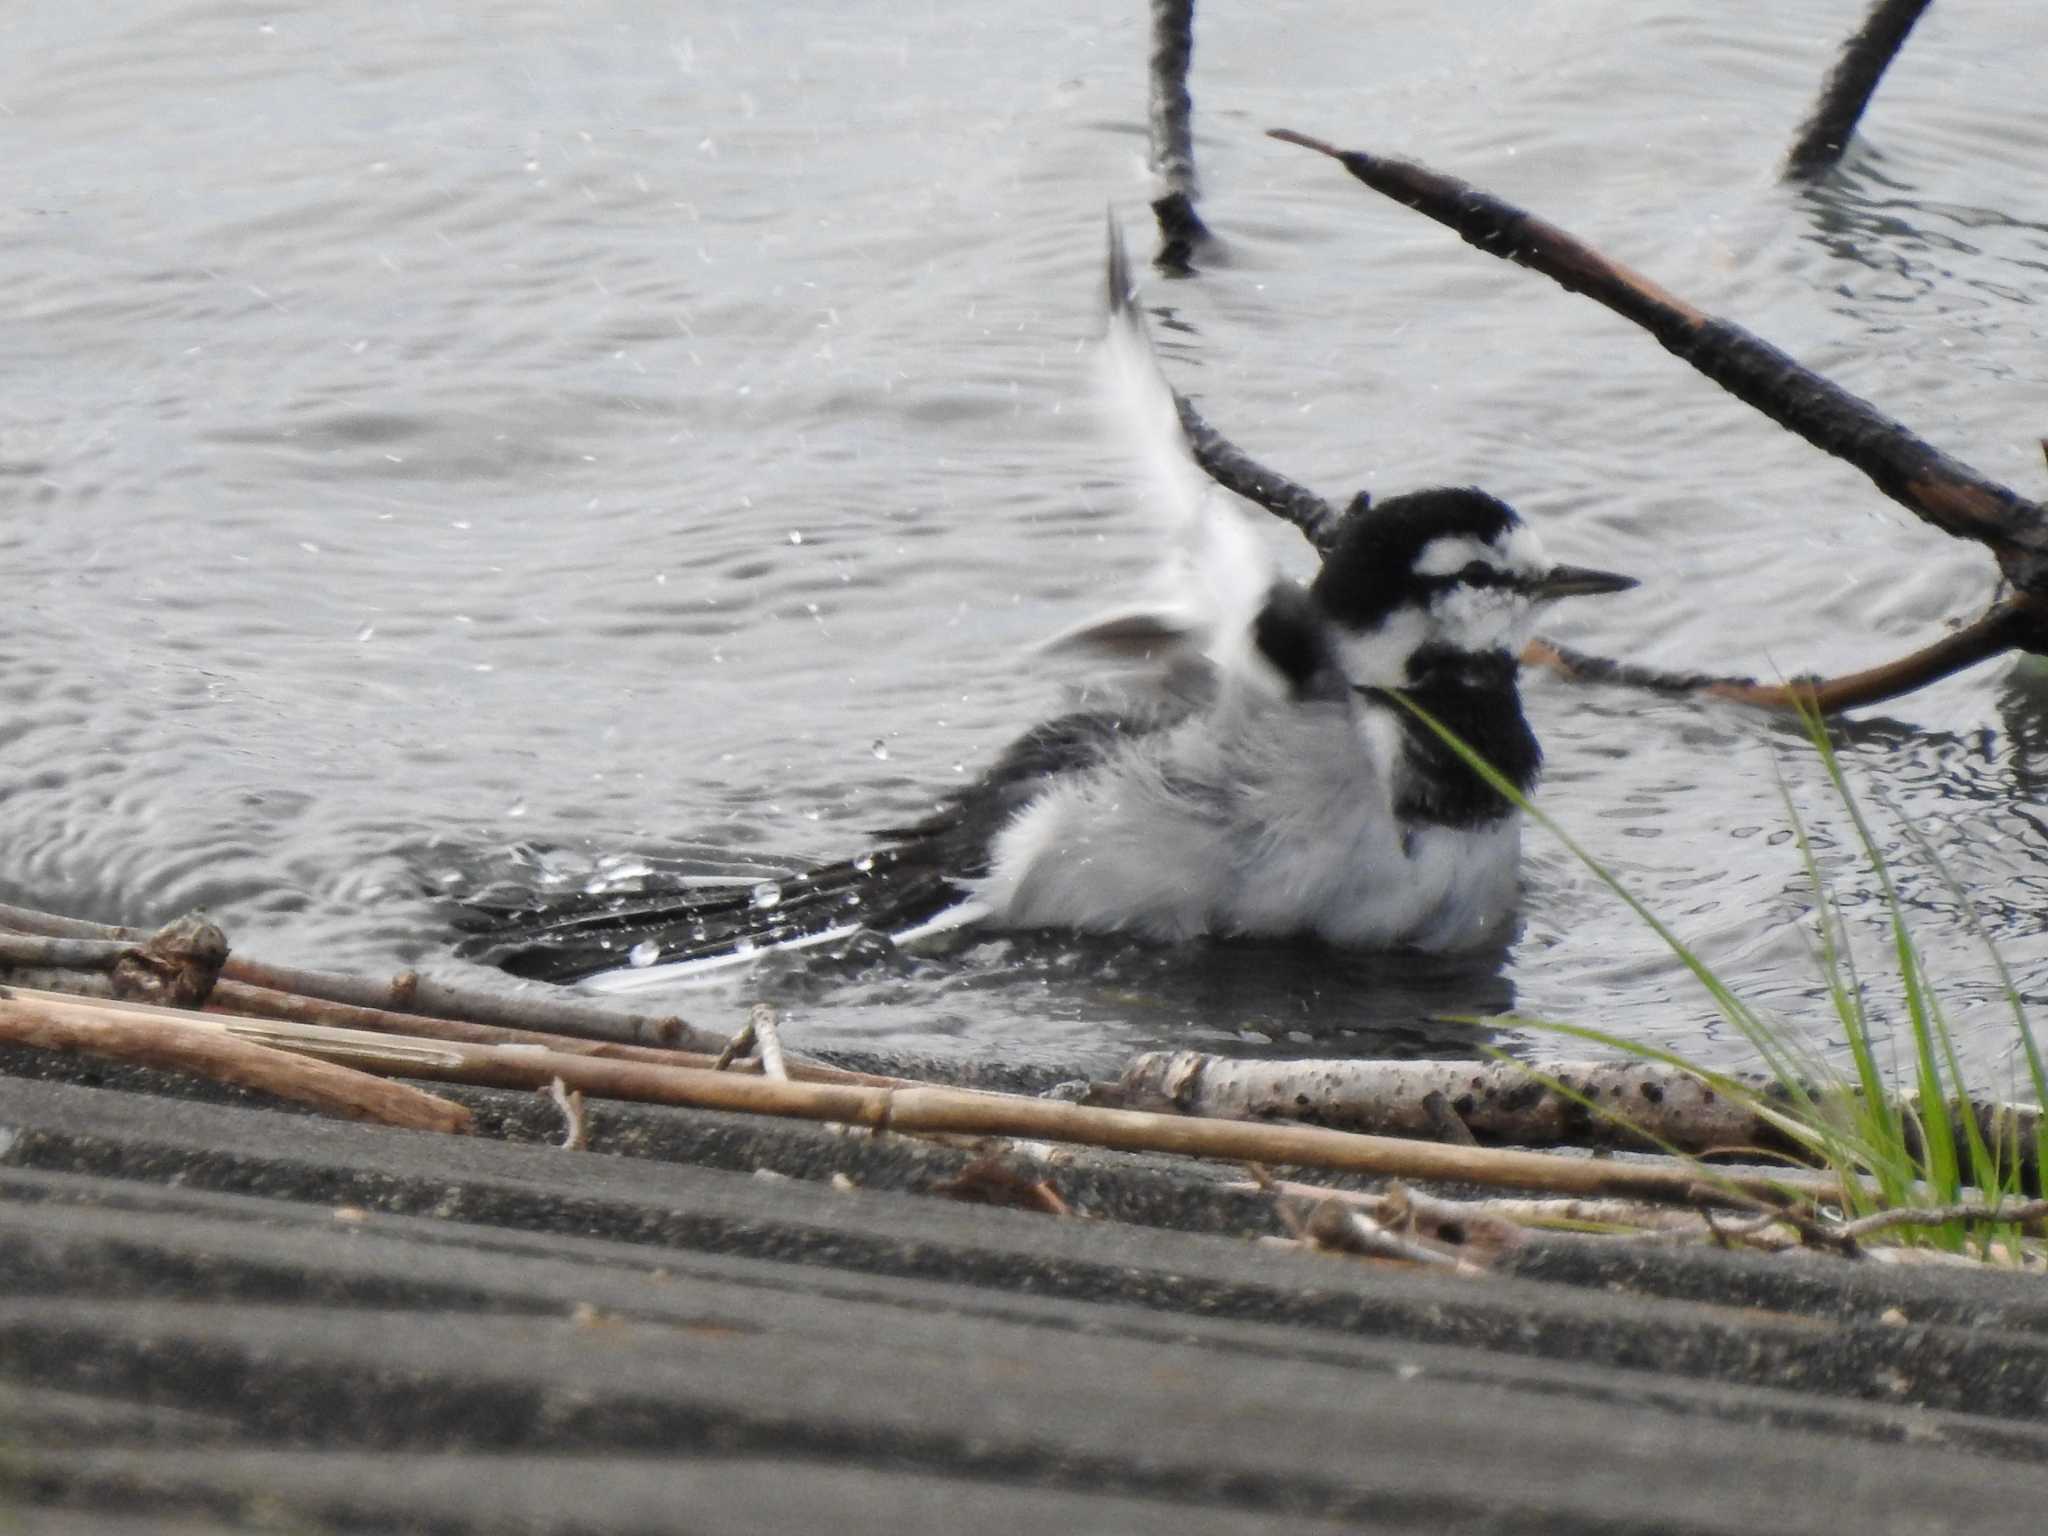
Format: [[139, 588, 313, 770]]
[[3, 1052, 2048, 1532]]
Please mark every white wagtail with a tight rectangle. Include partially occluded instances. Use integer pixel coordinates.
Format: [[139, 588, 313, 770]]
[[459, 224, 1637, 989]]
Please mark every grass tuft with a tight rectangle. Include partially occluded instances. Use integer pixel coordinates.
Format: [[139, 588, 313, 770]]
[[1391, 691, 2047, 1258]]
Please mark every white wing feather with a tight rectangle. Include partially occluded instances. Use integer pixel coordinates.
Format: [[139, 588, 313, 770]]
[[1043, 219, 1278, 689]]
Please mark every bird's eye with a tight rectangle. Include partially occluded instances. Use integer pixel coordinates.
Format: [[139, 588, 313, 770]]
[[1458, 561, 1496, 586]]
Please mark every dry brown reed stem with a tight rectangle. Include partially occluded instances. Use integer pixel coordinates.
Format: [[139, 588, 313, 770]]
[[203, 978, 910, 1089], [0, 987, 472, 1134], [151, 1007, 1835, 1207]]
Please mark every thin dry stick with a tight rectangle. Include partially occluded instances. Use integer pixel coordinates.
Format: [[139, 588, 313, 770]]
[[0, 903, 133, 942], [0, 988, 471, 1134], [712, 1018, 757, 1071], [1297, 1198, 1478, 1270], [1785, 0, 1935, 179], [547, 1077, 589, 1150], [1231, 1178, 1717, 1238], [0, 933, 136, 971], [222, 956, 727, 1054], [1837, 1197, 2048, 1240], [203, 977, 909, 1088], [0, 899, 729, 1054], [152, 1004, 1835, 1207], [749, 1003, 789, 1082]]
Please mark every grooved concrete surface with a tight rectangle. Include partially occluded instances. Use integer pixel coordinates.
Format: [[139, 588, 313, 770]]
[[3, 1056, 2047, 1533]]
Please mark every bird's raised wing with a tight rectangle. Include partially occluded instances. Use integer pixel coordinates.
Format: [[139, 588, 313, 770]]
[[1041, 217, 1280, 691]]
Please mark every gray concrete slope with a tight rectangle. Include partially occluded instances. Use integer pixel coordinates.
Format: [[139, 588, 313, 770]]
[[3, 1059, 2048, 1532]]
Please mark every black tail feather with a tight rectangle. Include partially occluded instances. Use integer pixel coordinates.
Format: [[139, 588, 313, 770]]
[[453, 833, 976, 985]]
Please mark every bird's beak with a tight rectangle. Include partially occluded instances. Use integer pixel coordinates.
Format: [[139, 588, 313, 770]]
[[1531, 564, 1638, 601]]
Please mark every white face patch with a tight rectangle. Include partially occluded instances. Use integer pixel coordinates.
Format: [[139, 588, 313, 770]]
[[1429, 578, 1539, 656], [1331, 519, 1553, 683], [1418, 521, 1551, 656], [1412, 523, 1548, 582]]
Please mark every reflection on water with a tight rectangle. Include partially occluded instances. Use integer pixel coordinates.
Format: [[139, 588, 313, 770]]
[[7, 0, 2048, 1080]]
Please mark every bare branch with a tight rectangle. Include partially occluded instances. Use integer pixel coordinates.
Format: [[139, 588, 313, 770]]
[[1174, 391, 1349, 551], [1785, 0, 1935, 179], [1146, 0, 1209, 271], [1524, 598, 2041, 715], [1267, 128, 2048, 593]]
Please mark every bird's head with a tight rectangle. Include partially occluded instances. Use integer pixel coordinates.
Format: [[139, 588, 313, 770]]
[[1304, 487, 1636, 689]]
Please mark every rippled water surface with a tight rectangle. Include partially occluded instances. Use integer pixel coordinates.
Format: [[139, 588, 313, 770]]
[[9, 1, 2048, 1080]]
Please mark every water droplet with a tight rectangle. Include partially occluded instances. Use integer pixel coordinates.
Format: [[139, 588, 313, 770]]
[[750, 881, 782, 910], [870, 740, 890, 761], [506, 798, 527, 819], [852, 853, 876, 873], [788, 530, 803, 545], [628, 939, 661, 968], [732, 936, 757, 957]]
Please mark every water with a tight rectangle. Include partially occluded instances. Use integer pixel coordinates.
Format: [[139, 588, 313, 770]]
[[8, 0, 2048, 1081]]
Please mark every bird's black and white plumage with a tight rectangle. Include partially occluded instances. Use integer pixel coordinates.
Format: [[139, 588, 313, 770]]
[[456, 224, 1635, 990]]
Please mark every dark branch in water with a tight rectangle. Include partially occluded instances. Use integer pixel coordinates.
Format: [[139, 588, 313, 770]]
[[1147, 0, 1209, 271], [1173, 391, 1349, 552], [1526, 599, 2039, 715], [1265, 127, 2048, 597], [1784, 0, 1934, 179]]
